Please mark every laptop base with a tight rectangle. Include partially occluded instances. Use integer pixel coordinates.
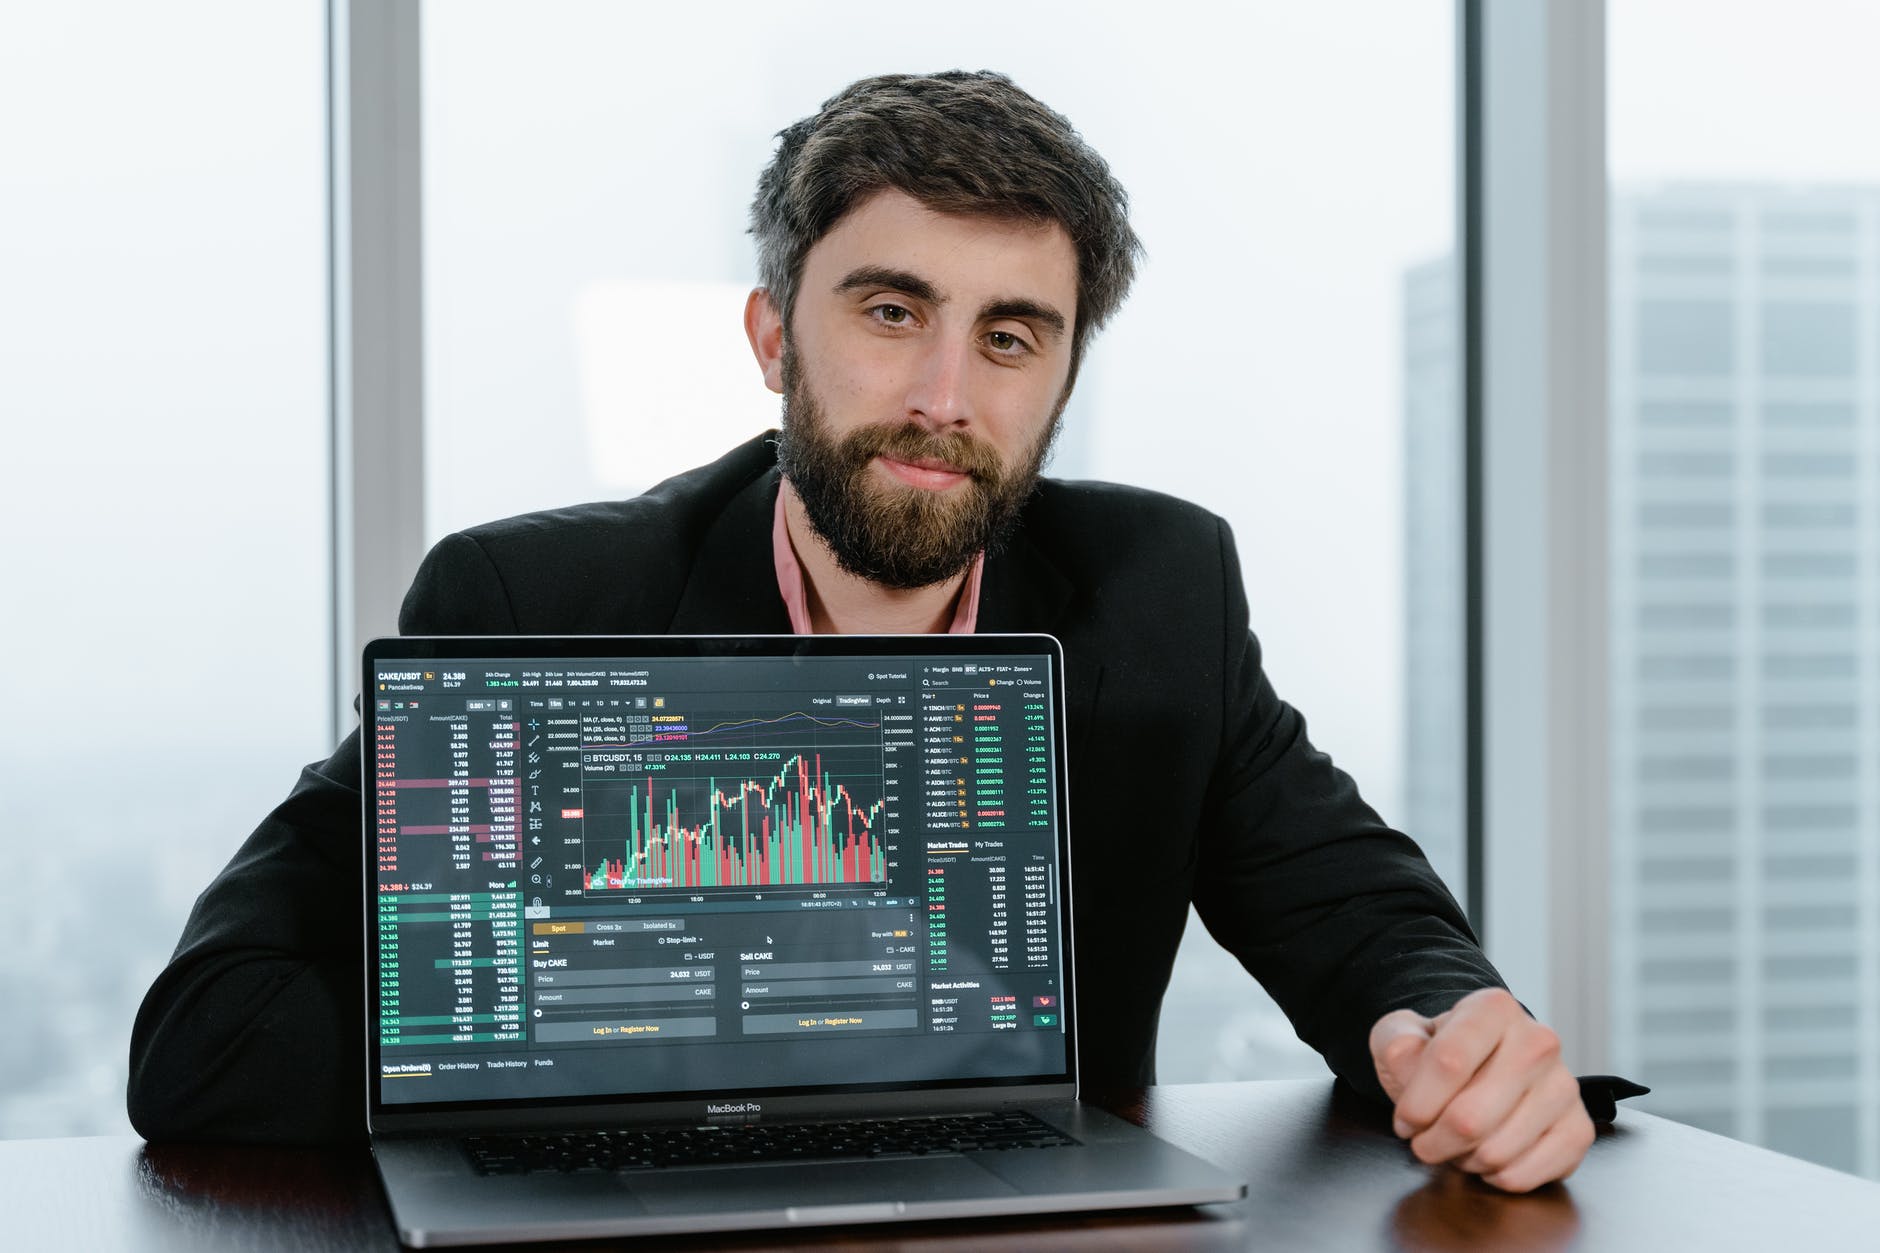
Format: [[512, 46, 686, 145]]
[[376, 1100, 1244, 1247]]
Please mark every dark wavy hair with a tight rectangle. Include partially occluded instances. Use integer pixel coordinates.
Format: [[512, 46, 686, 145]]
[[749, 70, 1142, 384]]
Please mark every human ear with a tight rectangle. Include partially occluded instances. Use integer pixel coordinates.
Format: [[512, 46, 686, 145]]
[[743, 287, 786, 395]]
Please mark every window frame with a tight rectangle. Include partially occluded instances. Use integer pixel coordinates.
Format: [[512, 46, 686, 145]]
[[329, 0, 427, 741], [1470, 0, 1612, 1070]]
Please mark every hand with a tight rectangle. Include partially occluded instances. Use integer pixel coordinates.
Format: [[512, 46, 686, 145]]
[[1369, 987, 1594, 1193]]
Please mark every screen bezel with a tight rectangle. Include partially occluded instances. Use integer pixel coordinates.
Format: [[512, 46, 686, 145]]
[[360, 633, 1077, 1132]]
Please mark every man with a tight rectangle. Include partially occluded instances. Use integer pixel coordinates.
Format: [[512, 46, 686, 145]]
[[130, 70, 1594, 1192]]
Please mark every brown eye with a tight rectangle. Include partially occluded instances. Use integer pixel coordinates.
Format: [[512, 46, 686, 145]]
[[876, 304, 909, 324], [989, 331, 1023, 353]]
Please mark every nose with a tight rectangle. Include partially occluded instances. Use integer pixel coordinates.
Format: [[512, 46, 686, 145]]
[[901, 330, 975, 432]]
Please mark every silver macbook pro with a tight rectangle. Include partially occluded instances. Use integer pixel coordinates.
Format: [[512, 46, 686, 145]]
[[361, 634, 1245, 1246]]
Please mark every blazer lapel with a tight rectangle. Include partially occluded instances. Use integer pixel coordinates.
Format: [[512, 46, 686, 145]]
[[978, 528, 1104, 766], [666, 468, 794, 635]]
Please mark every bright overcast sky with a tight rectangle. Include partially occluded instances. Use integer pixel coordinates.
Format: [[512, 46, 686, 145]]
[[1612, 0, 1880, 184]]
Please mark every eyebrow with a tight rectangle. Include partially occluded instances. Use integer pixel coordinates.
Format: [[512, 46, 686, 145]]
[[833, 265, 1068, 342], [980, 298, 1066, 341]]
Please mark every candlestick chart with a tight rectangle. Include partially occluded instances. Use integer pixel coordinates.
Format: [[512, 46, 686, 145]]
[[579, 710, 887, 892]]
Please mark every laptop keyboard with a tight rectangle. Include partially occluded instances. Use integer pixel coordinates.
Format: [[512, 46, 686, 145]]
[[464, 1111, 1077, 1174]]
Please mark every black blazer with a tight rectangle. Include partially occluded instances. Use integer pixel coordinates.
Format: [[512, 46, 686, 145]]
[[128, 433, 1502, 1144]]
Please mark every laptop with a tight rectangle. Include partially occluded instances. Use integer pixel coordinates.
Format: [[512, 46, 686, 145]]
[[361, 633, 1245, 1246]]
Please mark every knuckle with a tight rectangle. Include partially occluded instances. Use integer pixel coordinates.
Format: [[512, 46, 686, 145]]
[[1523, 1026, 1562, 1066], [1491, 1167, 1540, 1194], [1440, 1100, 1487, 1143], [1472, 987, 1519, 1014], [1473, 1141, 1516, 1174], [1429, 1042, 1472, 1079]]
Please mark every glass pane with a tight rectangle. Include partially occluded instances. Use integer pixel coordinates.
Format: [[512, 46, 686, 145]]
[[1610, 0, 1880, 1177], [0, 2, 328, 1136], [424, 0, 1459, 1083]]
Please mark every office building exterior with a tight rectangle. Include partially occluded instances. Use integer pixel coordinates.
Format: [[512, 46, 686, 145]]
[[1610, 184, 1880, 1176], [1408, 185, 1880, 1178]]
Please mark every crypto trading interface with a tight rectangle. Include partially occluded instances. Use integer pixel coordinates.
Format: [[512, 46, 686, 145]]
[[367, 648, 1067, 1107]]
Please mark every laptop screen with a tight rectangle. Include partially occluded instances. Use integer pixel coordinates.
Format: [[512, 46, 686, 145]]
[[363, 636, 1073, 1115]]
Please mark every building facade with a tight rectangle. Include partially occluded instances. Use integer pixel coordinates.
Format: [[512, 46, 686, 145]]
[[1406, 184, 1880, 1178], [1610, 184, 1880, 1176]]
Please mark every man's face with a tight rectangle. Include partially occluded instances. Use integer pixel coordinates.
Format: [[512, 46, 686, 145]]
[[755, 189, 1080, 589]]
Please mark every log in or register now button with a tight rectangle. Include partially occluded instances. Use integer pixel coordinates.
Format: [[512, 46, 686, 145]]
[[741, 1009, 920, 1034]]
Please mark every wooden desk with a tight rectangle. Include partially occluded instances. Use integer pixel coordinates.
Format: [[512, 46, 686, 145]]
[[8, 1081, 1879, 1250]]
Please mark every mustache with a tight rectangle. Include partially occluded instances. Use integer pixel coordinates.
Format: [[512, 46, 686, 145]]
[[838, 422, 1005, 482]]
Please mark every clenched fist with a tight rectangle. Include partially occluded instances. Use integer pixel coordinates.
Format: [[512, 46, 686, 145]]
[[1370, 987, 1594, 1193]]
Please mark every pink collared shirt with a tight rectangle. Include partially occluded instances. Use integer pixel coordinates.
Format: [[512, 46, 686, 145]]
[[772, 489, 983, 634]]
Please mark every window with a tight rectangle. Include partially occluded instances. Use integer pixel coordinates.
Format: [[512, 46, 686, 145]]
[[1610, 0, 1880, 1178], [422, 0, 1462, 1084], [0, 2, 327, 1137]]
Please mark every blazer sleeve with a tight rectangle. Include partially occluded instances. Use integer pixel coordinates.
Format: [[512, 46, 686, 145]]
[[1189, 518, 1506, 1105], [127, 533, 518, 1144]]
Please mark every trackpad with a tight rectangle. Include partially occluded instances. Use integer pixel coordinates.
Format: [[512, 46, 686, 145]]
[[632, 1158, 1015, 1215]]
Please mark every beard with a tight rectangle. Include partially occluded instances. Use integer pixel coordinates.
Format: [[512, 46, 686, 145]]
[[775, 346, 1065, 591]]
